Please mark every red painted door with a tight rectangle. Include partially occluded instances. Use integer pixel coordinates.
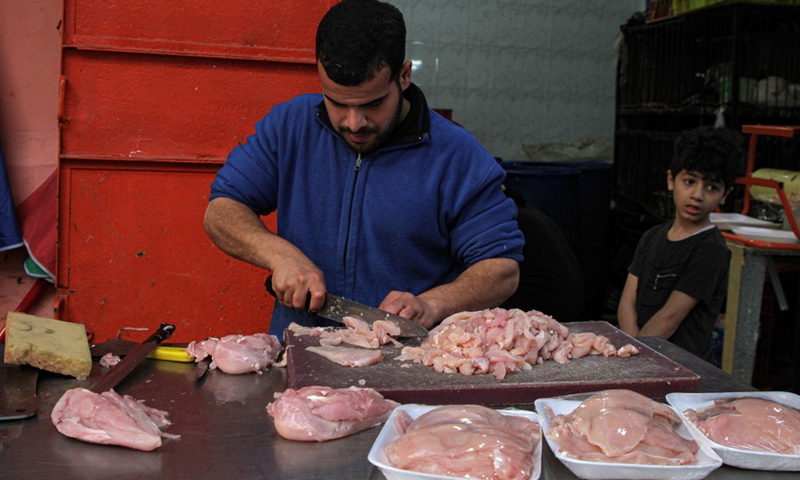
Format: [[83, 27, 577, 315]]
[[58, 0, 336, 343]]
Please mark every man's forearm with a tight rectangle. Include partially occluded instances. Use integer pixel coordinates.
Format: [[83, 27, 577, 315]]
[[203, 197, 298, 270], [419, 258, 519, 321]]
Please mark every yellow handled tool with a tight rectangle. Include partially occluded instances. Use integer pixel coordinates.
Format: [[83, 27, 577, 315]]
[[147, 346, 193, 363]]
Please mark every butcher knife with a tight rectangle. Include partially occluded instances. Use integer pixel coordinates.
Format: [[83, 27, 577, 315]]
[[90, 322, 176, 393], [0, 361, 38, 421], [264, 276, 428, 338]]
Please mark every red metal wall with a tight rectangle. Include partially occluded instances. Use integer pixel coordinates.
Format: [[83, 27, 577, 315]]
[[58, 0, 335, 343]]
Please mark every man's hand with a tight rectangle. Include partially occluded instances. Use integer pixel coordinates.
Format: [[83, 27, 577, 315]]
[[379, 258, 519, 330], [204, 198, 328, 312], [269, 264, 327, 313], [379, 291, 438, 329]]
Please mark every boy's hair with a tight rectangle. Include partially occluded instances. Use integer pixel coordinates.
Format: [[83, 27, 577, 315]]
[[316, 0, 406, 86], [670, 126, 745, 189]]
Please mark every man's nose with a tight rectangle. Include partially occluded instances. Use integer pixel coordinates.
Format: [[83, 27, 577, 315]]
[[344, 108, 367, 132]]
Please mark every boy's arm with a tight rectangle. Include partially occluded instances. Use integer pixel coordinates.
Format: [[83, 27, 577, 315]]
[[617, 273, 640, 336], [637, 290, 699, 339]]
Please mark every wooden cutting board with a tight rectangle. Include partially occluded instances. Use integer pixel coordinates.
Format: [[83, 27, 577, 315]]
[[286, 321, 700, 406]]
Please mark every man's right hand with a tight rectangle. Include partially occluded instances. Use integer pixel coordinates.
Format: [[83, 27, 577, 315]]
[[204, 198, 327, 312], [269, 264, 327, 313]]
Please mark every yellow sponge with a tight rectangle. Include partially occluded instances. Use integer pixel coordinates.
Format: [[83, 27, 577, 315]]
[[4, 312, 92, 379]]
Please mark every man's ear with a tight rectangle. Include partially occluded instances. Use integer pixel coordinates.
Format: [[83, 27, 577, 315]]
[[399, 60, 412, 91], [667, 170, 674, 191]]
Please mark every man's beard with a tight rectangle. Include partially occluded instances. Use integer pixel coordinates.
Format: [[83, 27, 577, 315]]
[[340, 82, 404, 155]]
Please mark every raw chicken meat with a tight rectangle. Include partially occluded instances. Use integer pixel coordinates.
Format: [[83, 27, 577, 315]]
[[99, 352, 121, 368], [186, 333, 282, 374], [684, 397, 800, 454], [266, 386, 399, 442], [51, 388, 179, 451], [568, 331, 626, 358], [384, 405, 540, 480], [306, 345, 383, 367], [371, 319, 404, 347], [546, 389, 698, 465], [287, 316, 403, 349], [396, 308, 638, 380]]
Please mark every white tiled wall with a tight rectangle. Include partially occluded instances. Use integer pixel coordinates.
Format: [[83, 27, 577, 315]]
[[387, 0, 644, 159]]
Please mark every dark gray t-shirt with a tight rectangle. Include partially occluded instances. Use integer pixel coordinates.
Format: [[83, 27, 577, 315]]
[[629, 221, 729, 364]]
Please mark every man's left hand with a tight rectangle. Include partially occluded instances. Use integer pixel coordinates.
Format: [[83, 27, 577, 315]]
[[379, 291, 438, 329]]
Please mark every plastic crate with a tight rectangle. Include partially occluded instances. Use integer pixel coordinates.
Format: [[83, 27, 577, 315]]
[[674, 0, 800, 15]]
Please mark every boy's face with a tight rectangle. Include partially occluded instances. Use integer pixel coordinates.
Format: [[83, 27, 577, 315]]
[[668, 169, 730, 224]]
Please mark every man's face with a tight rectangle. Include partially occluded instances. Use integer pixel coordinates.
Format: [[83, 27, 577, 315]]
[[668, 169, 729, 224], [318, 61, 411, 155]]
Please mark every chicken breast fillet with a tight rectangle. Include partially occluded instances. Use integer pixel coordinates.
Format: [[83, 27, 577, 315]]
[[266, 386, 399, 442], [51, 387, 179, 451]]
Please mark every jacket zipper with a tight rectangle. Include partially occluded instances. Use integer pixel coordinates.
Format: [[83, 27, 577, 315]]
[[342, 153, 362, 282]]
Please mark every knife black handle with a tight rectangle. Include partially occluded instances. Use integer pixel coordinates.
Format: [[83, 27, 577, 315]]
[[264, 275, 314, 313], [91, 322, 176, 393], [144, 323, 176, 344], [264, 275, 277, 297]]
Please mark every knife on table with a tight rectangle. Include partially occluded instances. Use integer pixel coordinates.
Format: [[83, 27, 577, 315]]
[[91, 323, 176, 393], [0, 362, 39, 421], [193, 358, 210, 380], [264, 276, 428, 338]]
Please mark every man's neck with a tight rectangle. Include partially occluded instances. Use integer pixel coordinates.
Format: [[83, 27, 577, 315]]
[[399, 97, 411, 124]]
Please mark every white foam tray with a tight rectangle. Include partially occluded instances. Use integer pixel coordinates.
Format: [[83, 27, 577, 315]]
[[709, 213, 780, 231], [368, 404, 542, 480], [731, 226, 799, 243], [534, 393, 722, 480], [666, 391, 800, 471]]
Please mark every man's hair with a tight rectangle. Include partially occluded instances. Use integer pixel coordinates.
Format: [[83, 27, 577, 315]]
[[316, 0, 406, 86], [670, 126, 745, 189]]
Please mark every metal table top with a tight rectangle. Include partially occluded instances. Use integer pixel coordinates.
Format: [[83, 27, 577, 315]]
[[0, 338, 797, 480]]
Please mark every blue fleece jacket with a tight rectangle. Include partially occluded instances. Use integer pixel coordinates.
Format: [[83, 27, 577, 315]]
[[210, 85, 524, 335]]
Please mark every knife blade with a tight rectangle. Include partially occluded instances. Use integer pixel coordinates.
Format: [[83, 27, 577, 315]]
[[90, 323, 176, 393], [193, 358, 210, 380], [264, 276, 427, 338], [0, 363, 38, 421]]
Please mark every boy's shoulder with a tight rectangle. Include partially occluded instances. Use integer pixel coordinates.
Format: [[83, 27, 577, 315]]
[[673, 225, 729, 260], [638, 222, 727, 255], [638, 221, 672, 245], [692, 226, 729, 254]]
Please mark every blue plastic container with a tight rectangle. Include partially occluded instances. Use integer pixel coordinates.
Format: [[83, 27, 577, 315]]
[[502, 160, 612, 259]]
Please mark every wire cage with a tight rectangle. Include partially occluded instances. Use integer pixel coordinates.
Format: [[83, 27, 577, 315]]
[[608, 4, 800, 297], [618, 4, 800, 114], [614, 4, 800, 229]]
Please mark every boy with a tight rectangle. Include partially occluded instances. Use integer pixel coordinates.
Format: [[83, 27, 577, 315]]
[[617, 126, 745, 364]]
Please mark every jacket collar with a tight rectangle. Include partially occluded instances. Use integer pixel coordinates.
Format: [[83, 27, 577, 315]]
[[316, 82, 430, 150]]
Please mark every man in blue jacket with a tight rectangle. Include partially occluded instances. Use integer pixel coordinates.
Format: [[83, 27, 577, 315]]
[[204, 0, 525, 336]]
